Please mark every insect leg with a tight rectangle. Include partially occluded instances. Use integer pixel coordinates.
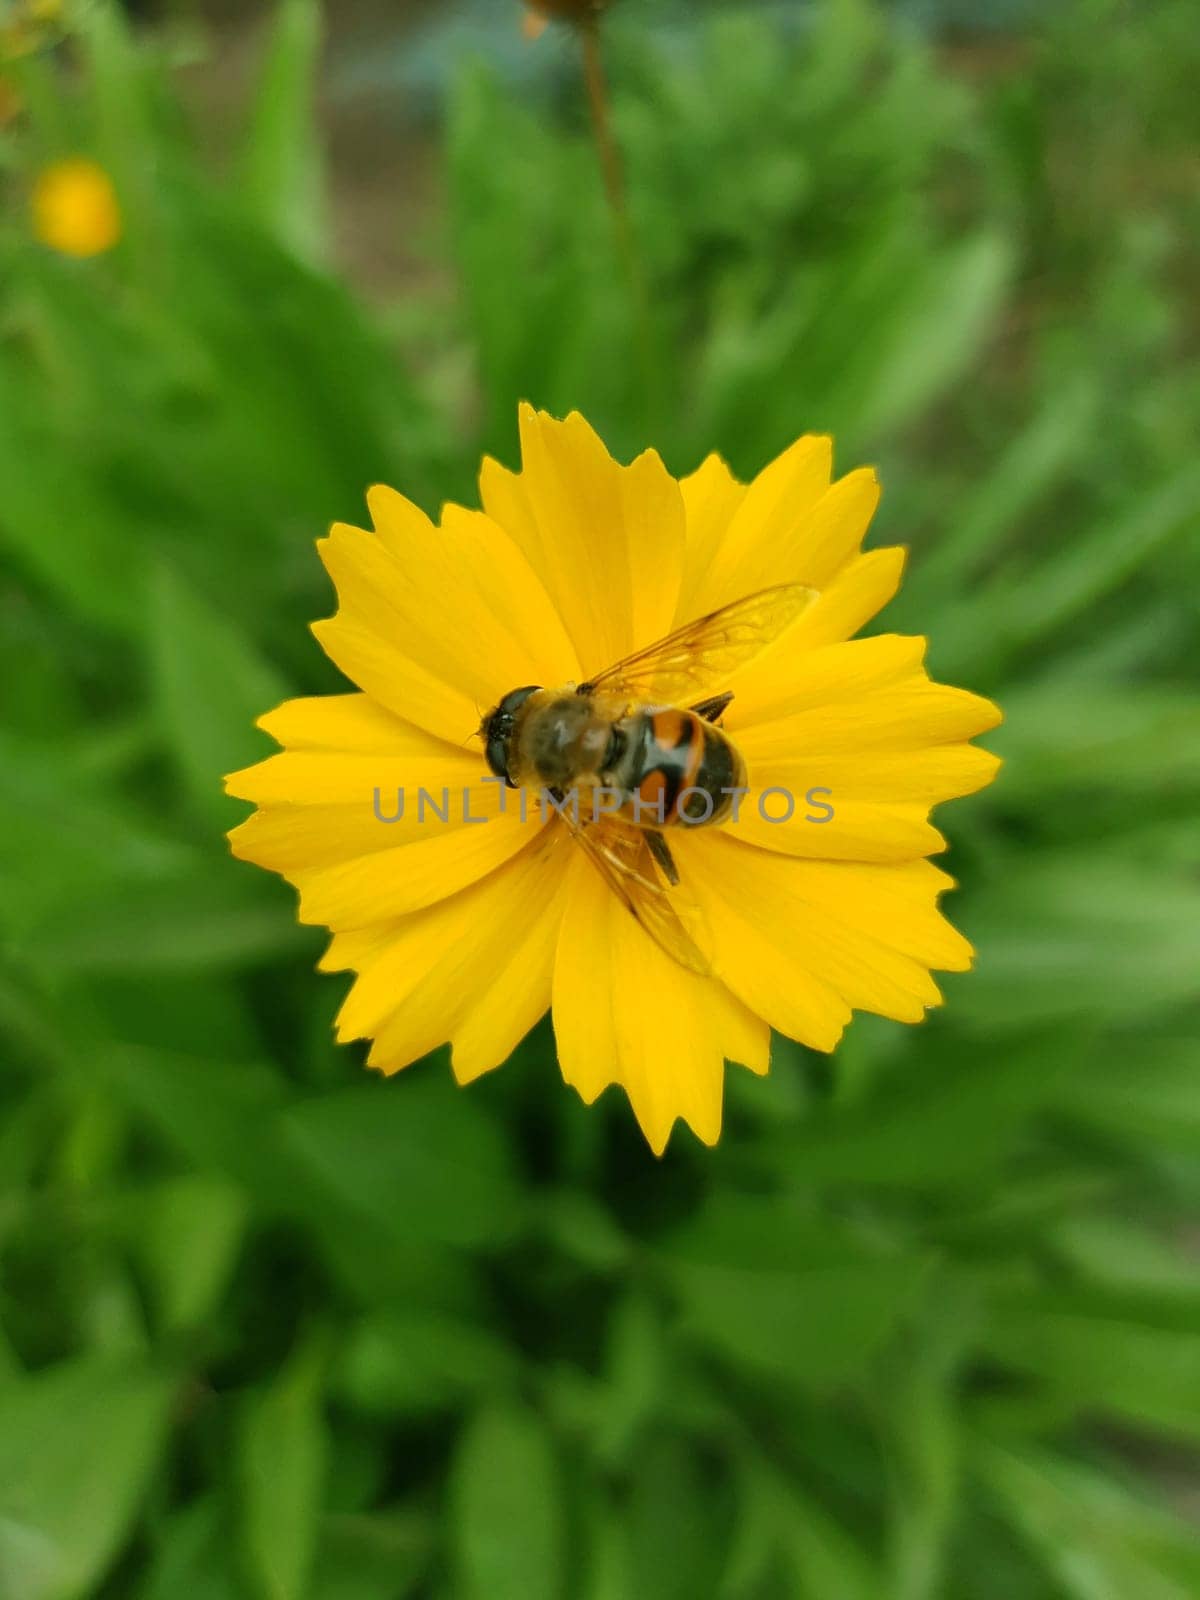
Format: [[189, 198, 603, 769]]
[[645, 829, 680, 886], [689, 690, 734, 724]]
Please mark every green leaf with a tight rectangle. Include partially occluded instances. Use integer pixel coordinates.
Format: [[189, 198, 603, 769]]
[[942, 463, 1200, 676], [1053, 1035, 1200, 1154], [877, 1297, 973, 1600], [727, 1453, 884, 1600], [238, 0, 327, 264], [663, 1199, 923, 1387], [76, 0, 164, 277], [0, 354, 142, 634], [1006, 462, 1200, 646], [126, 1174, 247, 1335], [623, 1432, 729, 1600], [593, 1294, 665, 1466], [98, 1045, 309, 1213], [957, 858, 1200, 1027], [766, 1032, 1082, 1188], [335, 1310, 519, 1420], [28, 866, 307, 976], [0, 731, 191, 943], [139, 1500, 240, 1600], [908, 374, 1099, 603], [534, 1191, 629, 1273], [1049, 1217, 1200, 1307], [988, 686, 1200, 802], [975, 1441, 1200, 1600], [146, 561, 287, 830], [237, 1334, 330, 1600], [978, 1299, 1200, 1442], [281, 1077, 525, 1250], [674, 1254, 920, 1390], [450, 1403, 566, 1600], [848, 231, 1014, 445], [778, 1485, 884, 1600], [309, 1512, 432, 1600], [0, 1358, 174, 1600]]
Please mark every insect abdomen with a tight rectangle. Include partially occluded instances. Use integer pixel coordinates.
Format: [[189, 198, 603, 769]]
[[633, 710, 742, 827]]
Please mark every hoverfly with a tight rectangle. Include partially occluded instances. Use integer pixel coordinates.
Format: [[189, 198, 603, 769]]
[[479, 583, 818, 975]]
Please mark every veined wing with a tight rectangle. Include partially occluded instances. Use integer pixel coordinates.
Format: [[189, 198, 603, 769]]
[[560, 812, 713, 977], [579, 583, 818, 705]]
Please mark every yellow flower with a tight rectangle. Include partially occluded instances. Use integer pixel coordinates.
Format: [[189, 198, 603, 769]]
[[227, 406, 1001, 1153], [31, 157, 121, 259]]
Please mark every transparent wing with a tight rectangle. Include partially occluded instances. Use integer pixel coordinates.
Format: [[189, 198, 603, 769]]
[[561, 812, 713, 977], [580, 583, 819, 705]]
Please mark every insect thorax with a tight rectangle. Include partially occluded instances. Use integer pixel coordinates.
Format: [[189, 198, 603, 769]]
[[518, 693, 614, 789]]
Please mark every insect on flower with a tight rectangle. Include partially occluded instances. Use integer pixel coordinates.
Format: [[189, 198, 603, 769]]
[[479, 583, 820, 975], [227, 406, 1002, 1153]]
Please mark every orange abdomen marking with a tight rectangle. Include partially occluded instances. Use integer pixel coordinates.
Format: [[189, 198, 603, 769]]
[[633, 710, 706, 824]]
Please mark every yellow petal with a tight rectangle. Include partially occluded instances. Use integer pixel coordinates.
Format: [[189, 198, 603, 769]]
[[676, 434, 882, 627], [449, 894, 561, 1084], [227, 773, 508, 876], [225, 749, 479, 808], [761, 744, 1002, 803], [738, 673, 1003, 746], [676, 452, 748, 619], [723, 635, 925, 732], [686, 434, 834, 615], [310, 615, 472, 743], [226, 695, 503, 882], [670, 836, 852, 1050], [716, 988, 772, 1077], [332, 834, 566, 1079], [479, 406, 686, 679], [727, 798, 946, 862], [313, 490, 578, 739], [255, 693, 464, 755], [318, 923, 395, 974], [793, 469, 881, 587], [718, 657, 1003, 861], [727, 547, 909, 724], [748, 747, 1001, 811], [675, 833, 972, 1036], [551, 850, 756, 1153], [292, 801, 543, 929]]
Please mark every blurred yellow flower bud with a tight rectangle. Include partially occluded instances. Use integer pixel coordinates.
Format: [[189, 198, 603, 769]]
[[522, 0, 610, 35], [31, 157, 121, 259]]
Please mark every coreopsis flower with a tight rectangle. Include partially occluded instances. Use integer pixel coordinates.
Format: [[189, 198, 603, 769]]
[[227, 406, 1001, 1153], [31, 157, 121, 258]]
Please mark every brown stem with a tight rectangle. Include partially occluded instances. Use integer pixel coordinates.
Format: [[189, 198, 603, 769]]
[[580, 14, 627, 229], [578, 12, 660, 423]]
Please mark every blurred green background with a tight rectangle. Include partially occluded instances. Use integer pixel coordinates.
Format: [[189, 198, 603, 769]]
[[1, 0, 1198, 1596]]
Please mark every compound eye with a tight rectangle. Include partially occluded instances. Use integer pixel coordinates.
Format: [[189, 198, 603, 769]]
[[485, 733, 511, 783]]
